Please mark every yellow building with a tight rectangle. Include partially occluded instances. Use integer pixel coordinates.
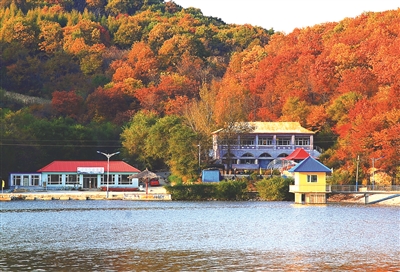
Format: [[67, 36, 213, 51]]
[[289, 156, 332, 204]]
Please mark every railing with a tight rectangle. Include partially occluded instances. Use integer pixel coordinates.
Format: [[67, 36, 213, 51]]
[[289, 185, 331, 193], [289, 185, 400, 193], [220, 145, 313, 151], [330, 185, 400, 193]]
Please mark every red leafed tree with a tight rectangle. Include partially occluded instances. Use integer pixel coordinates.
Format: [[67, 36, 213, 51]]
[[133, 86, 164, 115], [51, 90, 83, 119], [164, 96, 190, 115], [85, 86, 136, 123], [156, 73, 199, 98]]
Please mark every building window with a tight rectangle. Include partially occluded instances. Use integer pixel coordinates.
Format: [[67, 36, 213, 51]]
[[111, 174, 117, 185], [258, 137, 273, 145], [100, 175, 106, 185], [240, 138, 254, 146], [307, 175, 318, 183], [48, 174, 62, 185], [32, 175, 40, 186], [296, 137, 310, 146], [220, 139, 238, 145], [65, 174, 78, 185], [277, 137, 291, 145], [13, 176, 21, 186], [119, 175, 131, 185], [101, 174, 116, 185]]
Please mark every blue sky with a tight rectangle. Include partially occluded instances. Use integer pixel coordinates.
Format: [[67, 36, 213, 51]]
[[171, 0, 400, 33]]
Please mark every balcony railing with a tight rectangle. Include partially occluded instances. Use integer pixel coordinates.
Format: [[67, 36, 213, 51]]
[[220, 145, 313, 151], [290, 185, 400, 193], [289, 185, 332, 193]]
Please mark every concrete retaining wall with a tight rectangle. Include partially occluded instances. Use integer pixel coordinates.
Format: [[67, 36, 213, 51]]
[[0, 191, 171, 201]]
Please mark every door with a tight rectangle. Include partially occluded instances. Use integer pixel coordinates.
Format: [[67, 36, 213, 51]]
[[23, 175, 30, 186], [83, 175, 97, 189]]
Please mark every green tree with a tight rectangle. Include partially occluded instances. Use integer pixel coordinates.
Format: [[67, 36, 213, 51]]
[[0, 109, 44, 180], [120, 110, 158, 169], [113, 21, 142, 49], [168, 123, 197, 179], [121, 112, 199, 178]]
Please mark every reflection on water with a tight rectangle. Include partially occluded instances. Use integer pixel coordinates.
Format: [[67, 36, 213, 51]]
[[0, 201, 399, 271], [2, 249, 399, 271]]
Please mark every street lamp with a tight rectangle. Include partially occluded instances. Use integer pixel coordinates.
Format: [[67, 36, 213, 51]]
[[97, 151, 120, 198], [197, 144, 201, 175], [197, 144, 201, 167], [355, 155, 360, 191]]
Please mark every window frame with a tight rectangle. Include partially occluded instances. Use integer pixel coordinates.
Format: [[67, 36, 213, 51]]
[[119, 175, 131, 185], [240, 138, 255, 146], [13, 176, 21, 186], [65, 174, 78, 185], [277, 137, 291, 146], [258, 137, 273, 146], [295, 137, 310, 146], [307, 175, 318, 183], [32, 175, 40, 186], [48, 174, 62, 185]]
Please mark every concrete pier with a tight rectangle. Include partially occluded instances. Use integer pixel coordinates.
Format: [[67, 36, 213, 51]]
[[0, 189, 171, 201]]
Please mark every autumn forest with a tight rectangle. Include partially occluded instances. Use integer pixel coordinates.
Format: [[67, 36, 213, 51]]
[[0, 0, 399, 183]]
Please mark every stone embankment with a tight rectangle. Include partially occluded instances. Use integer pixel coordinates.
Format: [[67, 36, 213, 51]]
[[0, 187, 171, 201]]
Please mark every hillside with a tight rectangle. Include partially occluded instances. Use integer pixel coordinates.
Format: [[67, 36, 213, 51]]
[[0, 1, 399, 182]]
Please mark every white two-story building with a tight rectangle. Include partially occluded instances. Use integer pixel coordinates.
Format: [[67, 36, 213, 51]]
[[212, 122, 321, 171]]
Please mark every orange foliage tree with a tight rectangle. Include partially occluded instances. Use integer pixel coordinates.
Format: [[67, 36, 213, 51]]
[[51, 90, 84, 119], [85, 85, 138, 123]]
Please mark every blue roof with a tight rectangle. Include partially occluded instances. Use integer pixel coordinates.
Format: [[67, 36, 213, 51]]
[[288, 157, 331, 173]]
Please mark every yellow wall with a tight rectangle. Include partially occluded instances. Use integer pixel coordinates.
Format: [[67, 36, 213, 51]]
[[294, 172, 327, 192]]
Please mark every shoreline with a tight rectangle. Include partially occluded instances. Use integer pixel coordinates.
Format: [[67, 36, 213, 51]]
[[327, 193, 400, 206], [2, 190, 400, 206]]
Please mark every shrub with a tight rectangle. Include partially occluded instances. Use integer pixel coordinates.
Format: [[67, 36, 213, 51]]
[[168, 175, 183, 185], [217, 180, 248, 200], [165, 180, 248, 201], [256, 176, 294, 201]]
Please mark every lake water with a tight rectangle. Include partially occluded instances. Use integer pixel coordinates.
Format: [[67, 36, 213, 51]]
[[0, 201, 399, 271]]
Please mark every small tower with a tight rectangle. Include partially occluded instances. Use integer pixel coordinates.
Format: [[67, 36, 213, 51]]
[[288, 157, 332, 204]]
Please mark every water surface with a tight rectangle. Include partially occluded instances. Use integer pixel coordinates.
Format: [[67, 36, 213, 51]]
[[1, 201, 399, 271]]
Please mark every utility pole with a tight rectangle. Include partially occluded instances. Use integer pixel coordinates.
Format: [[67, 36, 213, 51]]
[[355, 155, 359, 191], [197, 143, 201, 175]]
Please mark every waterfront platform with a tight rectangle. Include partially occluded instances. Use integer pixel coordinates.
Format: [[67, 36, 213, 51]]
[[0, 188, 171, 201]]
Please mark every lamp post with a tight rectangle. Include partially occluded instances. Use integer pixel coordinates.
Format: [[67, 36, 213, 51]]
[[97, 151, 120, 198], [355, 155, 359, 192], [197, 144, 201, 175]]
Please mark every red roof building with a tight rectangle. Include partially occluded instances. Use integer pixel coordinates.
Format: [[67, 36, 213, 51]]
[[10, 161, 140, 190]]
